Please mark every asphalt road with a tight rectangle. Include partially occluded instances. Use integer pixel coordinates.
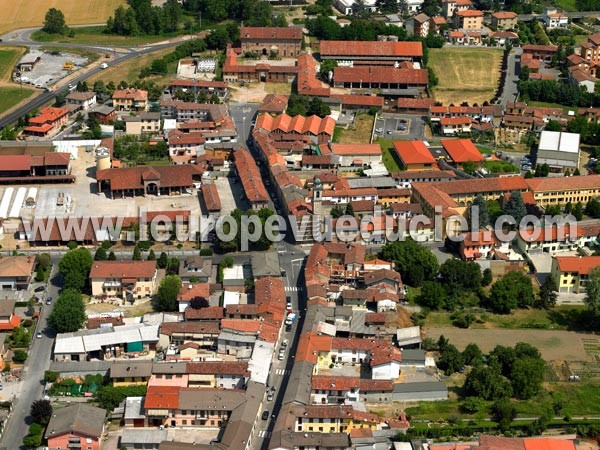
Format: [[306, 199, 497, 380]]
[[229, 103, 259, 149], [499, 47, 522, 107], [0, 26, 195, 129], [0, 266, 58, 450]]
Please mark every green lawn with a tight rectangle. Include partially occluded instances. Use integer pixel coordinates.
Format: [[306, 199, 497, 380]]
[[553, 0, 577, 11], [31, 26, 183, 46], [483, 160, 520, 174], [0, 47, 26, 81], [0, 86, 36, 115], [527, 101, 576, 114], [375, 138, 401, 172]]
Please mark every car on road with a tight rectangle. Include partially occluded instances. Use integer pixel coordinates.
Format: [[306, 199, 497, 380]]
[[262, 410, 269, 420], [286, 301, 293, 310], [278, 349, 285, 360], [282, 339, 288, 347], [34, 286, 45, 293], [36, 332, 42, 339], [100, 63, 108, 69], [46, 297, 52, 305], [375, 127, 383, 134]]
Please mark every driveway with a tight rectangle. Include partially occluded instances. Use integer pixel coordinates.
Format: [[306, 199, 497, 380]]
[[499, 47, 522, 106]]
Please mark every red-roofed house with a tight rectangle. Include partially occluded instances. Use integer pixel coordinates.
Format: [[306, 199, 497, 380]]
[[441, 138, 484, 165], [168, 130, 205, 164], [329, 143, 382, 167], [454, 9, 483, 29], [459, 230, 497, 260], [320, 40, 423, 64], [233, 148, 269, 210], [393, 140, 437, 170], [201, 183, 221, 213], [24, 107, 69, 137], [552, 255, 600, 293], [89, 260, 157, 301], [332, 66, 428, 90], [491, 11, 518, 30], [440, 116, 472, 135], [177, 282, 209, 312], [112, 88, 148, 112]]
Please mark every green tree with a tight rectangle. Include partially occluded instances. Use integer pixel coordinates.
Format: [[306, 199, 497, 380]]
[[49, 289, 87, 333], [132, 245, 142, 261], [536, 274, 558, 309], [42, 8, 67, 34], [59, 248, 93, 291], [463, 343, 483, 366], [585, 198, 600, 218], [108, 251, 117, 261], [438, 344, 464, 375], [510, 356, 545, 399], [345, 203, 355, 217], [572, 201, 584, 221], [416, 281, 447, 310], [482, 268, 493, 286], [504, 190, 527, 226], [34, 265, 45, 282], [155, 275, 182, 312], [544, 120, 562, 131], [94, 247, 108, 261], [488, 270, 534, 313], [320, 59, 337, 80], [157, 252, 169, 269], [12, 350, 27, 363], [585, 266, 600, 316], [463, 364, 512, 400], [380, 239, 439, 286], [30, 399, 52, 425], [148, 249, 156, 261], [439, 259, 482, 292], [469, 194, 490, 228], [492, 398, 517, 431]]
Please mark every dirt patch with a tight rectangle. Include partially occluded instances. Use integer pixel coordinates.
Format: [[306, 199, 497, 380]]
[[338, 114, 374, 144], [229, 81, 291, 103], [426, 327, 593, 362]]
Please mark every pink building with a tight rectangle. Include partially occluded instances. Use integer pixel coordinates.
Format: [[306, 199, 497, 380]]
[[45, 404, 105, 450]]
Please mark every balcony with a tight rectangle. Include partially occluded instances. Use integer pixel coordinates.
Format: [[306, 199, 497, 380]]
[[103, 281, 121, 288]]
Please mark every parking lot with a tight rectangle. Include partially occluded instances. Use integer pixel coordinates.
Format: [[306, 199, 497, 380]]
[[18, 51, 88, 88], [375, 114, 426, 140]]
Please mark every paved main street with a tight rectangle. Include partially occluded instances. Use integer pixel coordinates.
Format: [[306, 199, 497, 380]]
[[0, 266, 58, 450]]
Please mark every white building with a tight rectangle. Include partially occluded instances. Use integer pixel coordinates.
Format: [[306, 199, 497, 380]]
[[544, 9, 568, 29], [536, 130, 580, 173]]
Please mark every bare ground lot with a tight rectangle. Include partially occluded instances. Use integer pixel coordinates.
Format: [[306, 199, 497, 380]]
[[429, 47, 503, 106], [0, 0, 125, 35], [426, 327, 597, 362]]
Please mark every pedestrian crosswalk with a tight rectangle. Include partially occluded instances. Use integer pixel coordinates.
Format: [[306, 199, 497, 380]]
[[258, 430, 272, 438], [285, 286, 300, 292], [275, 368, 290, 376]]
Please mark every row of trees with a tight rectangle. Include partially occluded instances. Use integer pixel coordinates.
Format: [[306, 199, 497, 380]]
[[183, 0, 284, 28], [106, 0, 183, 36], [286, 94, 331, 118], [519, 79, 600, 109]]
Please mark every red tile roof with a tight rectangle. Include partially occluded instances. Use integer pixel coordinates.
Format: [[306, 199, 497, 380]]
[[441, 139, 484, 163], [554, 256, 600, 275], [96, 165, 204, 191], [160, 321, 220, 336], [526, 174, 600, 192], [255, 113, 335, 136], [145, 386, 180, 410], [28, 107, 68, 125], [393, 140, 436, 165], [170, 79, 227, 89], [358, 379, 393, 391], [297, 53, 331, 97], [89, 261, 156, 279], [330, 143, 381, 156], [333, 66, 428, 85], [492, 11, 517, 19], [320, 40, 423, 58], [456, 9, 483, 16], [178, 282, 209, 302], [112, 88, 148, 101], [258, 94, 289, 114], [233, 148, 269, 203], [397, 98, 434, 109], [296, 333, 333, 363], [184, 306, 224, 320], [440, 116, 472, 126], [0, 155, 32, 171], [332, 95, 384, 107], [201, 183, 222, 212], [240, 26, 302, 41]]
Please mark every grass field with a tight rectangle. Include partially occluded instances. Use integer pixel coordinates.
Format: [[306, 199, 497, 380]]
[[338, 113, 374, 145], [88, 48, 175, 85], [31, 26, 180, 47], [527, 101, 576, 113], [0, 0, 126, 35], [374, 138, 401, 172], [554, 0, 577, 11], [0, 86, 36, 115], [0, 46, 36, 115], [429, 47, 503, 106]]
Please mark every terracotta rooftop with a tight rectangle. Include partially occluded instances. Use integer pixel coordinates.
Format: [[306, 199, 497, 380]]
[[233, 148, 269, 203], [554, 256, 600, 275], [320, 40, 423, 58], [240, 26, 302, 41], [333, 66, 428, 85], [393, 140, 436, 165], [89, 260, 156, 279], [440, 139, 485, 163]]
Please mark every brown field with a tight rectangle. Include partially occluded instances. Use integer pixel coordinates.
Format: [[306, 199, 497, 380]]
[[338, 113, 374, 144], [88, 48, 175, 85], [426, 327, 597, 362], [0, 0, 126, 35], [429, 47, 503, 106]]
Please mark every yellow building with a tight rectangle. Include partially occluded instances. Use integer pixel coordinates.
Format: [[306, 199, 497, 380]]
[[89, 260, 157, 300], [112, 88, 149, 112], [296, 405, 379, 433], [551, 255, 600, 293], [526, 175, 600, 208], [110, 360, 153, 386], [454, 10, 484, 30], [491, 11, 518, 30]]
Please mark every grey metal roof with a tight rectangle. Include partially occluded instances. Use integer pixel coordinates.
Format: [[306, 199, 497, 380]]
[[177, 388, 246, 411], [218, 330, 257, 344], [347, 177, 397, 189], [48, 360, 111, 374], [282, 360, 313, 406], [152, 361, 188, 374], [110, 360, 153, 379], [124, 397, 145, 420], [402, 349, 426, 362], [121, 428, 168, 445], [45, 403, 106, 439]]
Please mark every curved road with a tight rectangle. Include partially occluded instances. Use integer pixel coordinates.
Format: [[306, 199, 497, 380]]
[[0, 25, 196, 129]]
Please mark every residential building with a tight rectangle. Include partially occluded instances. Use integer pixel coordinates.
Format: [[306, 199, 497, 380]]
[[454, 9, 484, 30], [407, 13, 430, 38], [44, 404, 106, 450], [332, 66, 428, 90], [526, 174, 600, 207], [233, 148, 269, 210], [112, 88, 149, 112], [168, 79, 228, 100], [441, 0, 472, 18], [491, 11, 518, 30], [65, 91, 97, 111], [440, 116, 472, 135], [178, 257, 212, 283], [168, 130, 205, 164], [110, 361, 153, 386], [177, 282, 209, 313], [459, 230, 497, 260], [89, 104, 116, 125], [544, 8, 568, 28], [124, 112, 161, 136], [258, 94, 289, 115], [240, 26, 303, 58], [536, 130, 580, 173], [393, 140, 437, 171], [89, 260, 158, 300], [522, 44, 558, 63], [23, 107, 69, 137], [0, 299, 20, 331], [553, 256, 600, 293], [325, 143, 382, 167], [0, 255, 35, 290]]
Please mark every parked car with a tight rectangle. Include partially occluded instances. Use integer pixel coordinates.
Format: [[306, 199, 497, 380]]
[[46, 297, 53, 305], [282, 339, 288, 347], [34, 286, 45, 293], [36, 332, 43, 339], [285, 324, 292, 332], [267, 393, 274, 401], [262, 410, 270, 420]]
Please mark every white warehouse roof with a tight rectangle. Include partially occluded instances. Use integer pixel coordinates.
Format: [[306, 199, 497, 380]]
[[539, 131, 580, 153]]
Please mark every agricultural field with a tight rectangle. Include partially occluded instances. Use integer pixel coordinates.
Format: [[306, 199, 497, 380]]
[[0, 46, 36, 115], [87, 48, 175, 85], [0, 0, 125, 35], [31, 26, 181, 47], [429, 47, 504, 106]]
